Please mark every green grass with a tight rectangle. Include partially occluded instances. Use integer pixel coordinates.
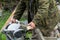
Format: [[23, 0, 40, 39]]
[[0, 10, 27, 40], [0, 11, 11, 29], [0, 10, 11, 40], [0, 10, 31, 40]]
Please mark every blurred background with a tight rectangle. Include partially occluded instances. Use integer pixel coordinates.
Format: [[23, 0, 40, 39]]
[[0, 0, 60, 40]]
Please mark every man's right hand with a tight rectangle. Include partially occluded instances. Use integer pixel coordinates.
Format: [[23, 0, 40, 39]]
[[10, 18, 16, 23]]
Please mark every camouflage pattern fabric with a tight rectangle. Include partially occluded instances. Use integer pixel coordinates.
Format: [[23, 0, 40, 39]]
[[13, 0, 38, 23], [32, 0, 59, 36], [13, 0, 59, 37]]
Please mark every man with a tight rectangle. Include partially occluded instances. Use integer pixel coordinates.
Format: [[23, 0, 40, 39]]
[[11, 0, 59, 37]]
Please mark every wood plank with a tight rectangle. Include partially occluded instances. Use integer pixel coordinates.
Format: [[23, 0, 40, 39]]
[[44, 37, 57, 40], [35, 28, 45, 40]]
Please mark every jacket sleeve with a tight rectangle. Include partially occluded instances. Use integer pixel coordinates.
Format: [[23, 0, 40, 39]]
[[32, 0, 49, 26], [13, 0, 26, 20]]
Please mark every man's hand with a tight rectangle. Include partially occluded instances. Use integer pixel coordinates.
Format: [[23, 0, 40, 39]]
[[28, 22, 35, 30], [10, 18, 16, 23]]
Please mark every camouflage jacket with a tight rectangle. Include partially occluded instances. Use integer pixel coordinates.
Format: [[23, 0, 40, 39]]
[[13, 0, 38, 23], [13, 0, 59, 36]]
